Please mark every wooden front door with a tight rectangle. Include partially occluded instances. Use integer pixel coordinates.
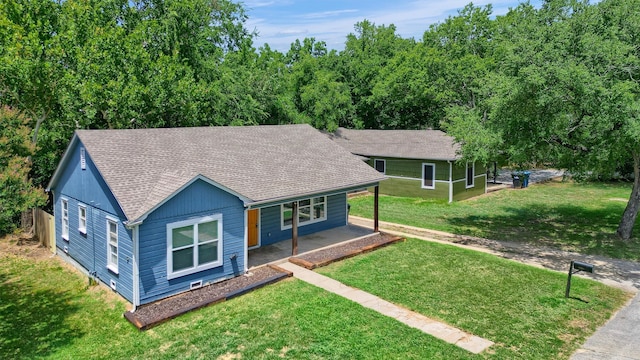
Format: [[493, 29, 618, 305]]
[[247, 209, 259, 248]]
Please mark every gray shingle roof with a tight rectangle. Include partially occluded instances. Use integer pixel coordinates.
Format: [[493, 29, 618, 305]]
[[328, 128, 460, 161], [65, 124, 384, 222]]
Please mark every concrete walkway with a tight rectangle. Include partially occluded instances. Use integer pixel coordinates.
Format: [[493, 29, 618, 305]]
[[571, 292, 640, 360], [278, 262, 494, 354]]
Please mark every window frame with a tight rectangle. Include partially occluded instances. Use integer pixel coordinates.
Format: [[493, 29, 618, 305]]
[[466, 162, 475, 189], [61, 198, 69, 240], [421, 163, 436, 189], [106, 217, 119, 274], [281, 196, 327, 230], [374, 159, 386, 174], [166, 214, 223, 280], [78, 204, 87, 234]]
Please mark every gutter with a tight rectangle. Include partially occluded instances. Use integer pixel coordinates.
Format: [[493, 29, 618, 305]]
[[448, 161, 453, 203], [244, 180, 385, 209]]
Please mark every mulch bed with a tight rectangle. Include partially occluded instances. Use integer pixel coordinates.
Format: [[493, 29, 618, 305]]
[[124, 232, 404, 330], [289, 232, 404, 269], [124, 264, 292, 330]]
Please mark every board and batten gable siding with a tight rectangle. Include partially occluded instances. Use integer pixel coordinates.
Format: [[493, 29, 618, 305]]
[[259, 193, 348, 246], [52, 140, 133, 302], [137, 179, 245, 304]]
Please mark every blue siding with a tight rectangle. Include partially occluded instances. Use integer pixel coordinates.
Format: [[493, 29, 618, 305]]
[[51, 140, 133, 302], [259, 193, 347, 246], [138, 179, 245, 304]]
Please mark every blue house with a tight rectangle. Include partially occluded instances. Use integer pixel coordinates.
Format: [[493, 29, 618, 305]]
[[47, 124, 385, 308]]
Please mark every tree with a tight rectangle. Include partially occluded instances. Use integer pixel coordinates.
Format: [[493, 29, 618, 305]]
[[0, 107, 47, 235], [446, 0, 640, 240]]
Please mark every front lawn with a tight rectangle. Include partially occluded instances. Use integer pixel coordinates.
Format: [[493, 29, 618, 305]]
[[0, 243, 475, 359], [317, 238, 631, 359], [349, 180, 640, 260], [1, 236, 630, 359]]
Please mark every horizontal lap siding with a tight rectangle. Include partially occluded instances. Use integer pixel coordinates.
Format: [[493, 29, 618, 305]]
[[259, 193, 347, 246], [138, 180, 245, 304], [453, 174, 487, 201], [53, 141, 133, 302], [376, 177, 449, 200], [370, 158, 450, 181]]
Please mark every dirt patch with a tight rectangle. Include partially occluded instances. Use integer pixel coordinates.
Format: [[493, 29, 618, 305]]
[[290, 233, 403, 269], [126, 265, 292, 330], [0, 233, 52, 261]]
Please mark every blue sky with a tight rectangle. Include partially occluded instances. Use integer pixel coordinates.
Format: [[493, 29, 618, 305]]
[[244, 0, 543, 52]]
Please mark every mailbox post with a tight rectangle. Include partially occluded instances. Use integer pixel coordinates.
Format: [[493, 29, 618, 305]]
[[565, 260, 595, 298]]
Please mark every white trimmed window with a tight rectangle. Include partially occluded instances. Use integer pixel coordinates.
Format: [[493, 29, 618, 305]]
[[61, 199, 69, 240], [167, 214, 223, 280], [107, 218, 119, 273], [374, 159, 386, 174], [466, 162, 475, 188], [78, 205, 87, 234], [281, 196, 327, 229], [422, 163, 435, 189]]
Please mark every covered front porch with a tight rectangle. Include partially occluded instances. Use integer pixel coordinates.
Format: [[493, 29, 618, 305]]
[[247, 223, 375, 268]]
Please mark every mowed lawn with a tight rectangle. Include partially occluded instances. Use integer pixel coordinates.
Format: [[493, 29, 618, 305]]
[[349, 180, 640, 260], [317, 239, 631, 359], [1, 237, 630, 359]]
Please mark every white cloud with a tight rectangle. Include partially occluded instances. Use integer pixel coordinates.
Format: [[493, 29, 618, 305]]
[[247, 0, 541, 52]]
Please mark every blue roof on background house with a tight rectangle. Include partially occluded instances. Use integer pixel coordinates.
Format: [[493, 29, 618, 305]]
[[48, 124, 385, 223]]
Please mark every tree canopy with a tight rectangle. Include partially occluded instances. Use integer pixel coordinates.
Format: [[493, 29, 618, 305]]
[[2, 0, 640, 239]]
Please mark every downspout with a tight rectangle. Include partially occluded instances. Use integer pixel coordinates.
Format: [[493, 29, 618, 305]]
[[132, 224, 140, 310], [448, 161, 453, 203]]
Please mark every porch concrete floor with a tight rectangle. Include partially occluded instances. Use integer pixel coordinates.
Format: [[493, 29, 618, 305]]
[[248, 224, 374, 268]]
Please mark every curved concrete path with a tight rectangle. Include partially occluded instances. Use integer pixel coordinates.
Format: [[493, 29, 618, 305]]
[[278, 262, 494, 354]]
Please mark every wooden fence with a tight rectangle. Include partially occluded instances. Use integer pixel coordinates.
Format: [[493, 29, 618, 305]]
[[34, 208, 55, 254]]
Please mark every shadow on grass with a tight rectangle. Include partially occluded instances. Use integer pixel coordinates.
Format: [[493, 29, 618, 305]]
[[444, 202, 640, 260], [0, 272, 83, 359]]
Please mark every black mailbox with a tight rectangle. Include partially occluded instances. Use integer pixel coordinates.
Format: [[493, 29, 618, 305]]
[[566, 260, 595, 298], [573, 261, 594, 273]]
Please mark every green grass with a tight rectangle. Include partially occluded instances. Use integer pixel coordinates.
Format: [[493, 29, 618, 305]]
[[349, 180, 640, 260], [317, 238, 631, 359], [0, 250, 480, 359]]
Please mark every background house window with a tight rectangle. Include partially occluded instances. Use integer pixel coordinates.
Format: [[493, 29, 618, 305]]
[[167, 214, 223, 279], [466, 163, 475, 188], [374, 159, 386, 173], [61, 199, 69, 240], [107, 218, 118, 273], [78, 205, 87, 234], [281, 197, 327, 229], [422, 163, 435, 189]]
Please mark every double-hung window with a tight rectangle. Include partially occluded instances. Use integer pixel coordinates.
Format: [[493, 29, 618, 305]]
[[466, 162, 475, 188], [422, 163, 435, 189], [374, 159, 386, 174], [61, 199, 69, 240], [78, 205, 87, 234], [107, 218, 118, 273], [167, 214, 223, 280], [281, 196, 327, 229]]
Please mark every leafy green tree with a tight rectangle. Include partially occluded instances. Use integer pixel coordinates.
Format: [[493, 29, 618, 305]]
[[0, 107, 47, 235], [446, 0, 640, 240]]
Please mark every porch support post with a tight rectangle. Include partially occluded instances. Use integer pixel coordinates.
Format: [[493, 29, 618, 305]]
[[374, 185, 379, 233], [292, 202, 298, 256]]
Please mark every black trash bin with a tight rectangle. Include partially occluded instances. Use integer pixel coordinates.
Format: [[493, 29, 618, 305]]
[[512, 174, 521, 188]]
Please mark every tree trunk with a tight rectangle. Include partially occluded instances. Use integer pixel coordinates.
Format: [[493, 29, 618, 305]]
[[617, 152, 640, 240]]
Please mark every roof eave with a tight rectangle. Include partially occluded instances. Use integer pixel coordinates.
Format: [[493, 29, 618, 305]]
[[245, 178, 385, 209]]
